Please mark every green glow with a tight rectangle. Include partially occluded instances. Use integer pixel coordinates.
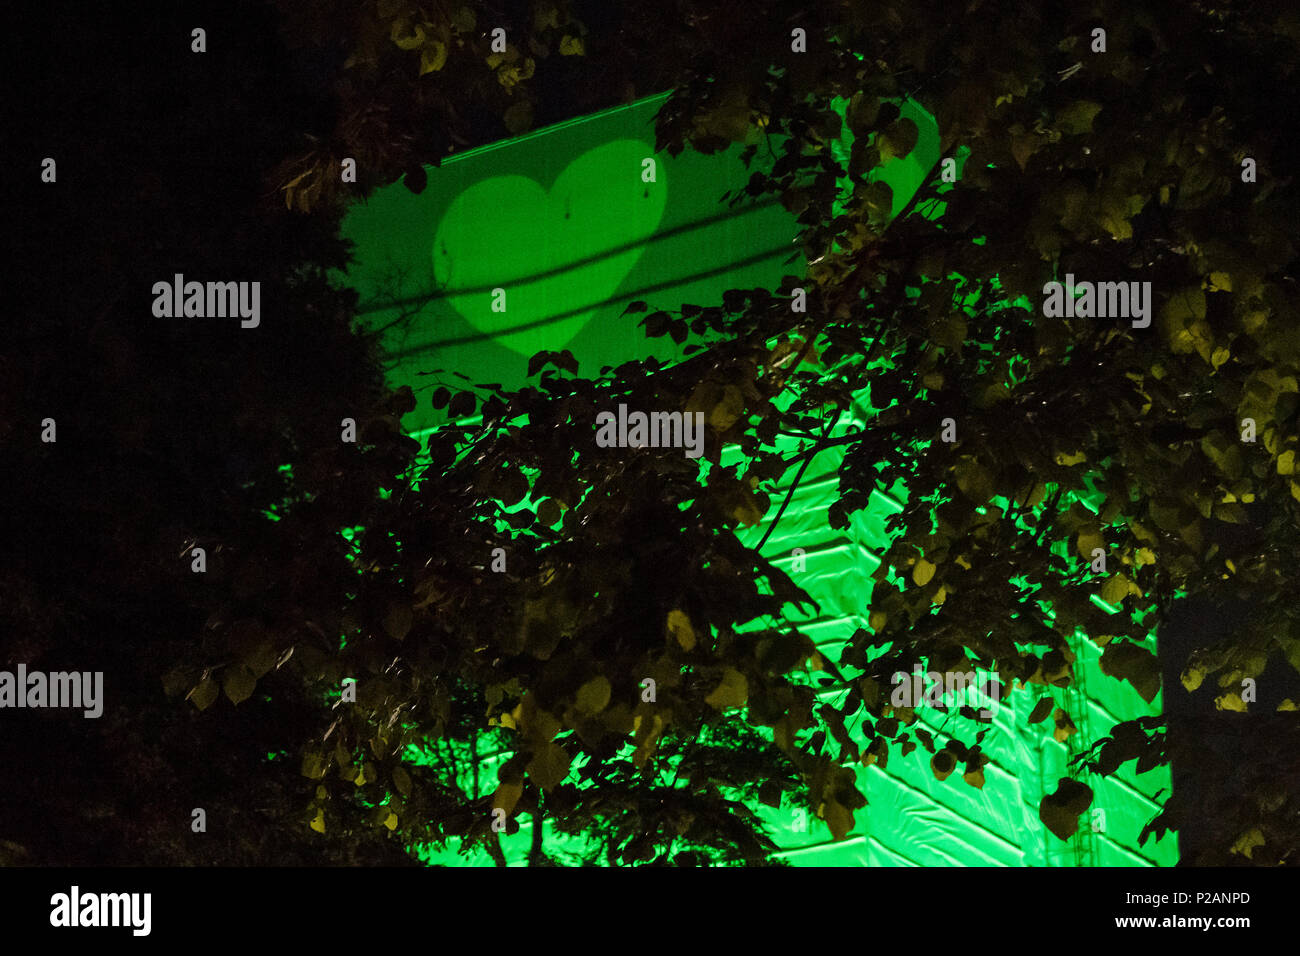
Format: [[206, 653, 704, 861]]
[[337, 92, 1173, 867], [434, 140, 668, 356], [340, 92, 802, 437]]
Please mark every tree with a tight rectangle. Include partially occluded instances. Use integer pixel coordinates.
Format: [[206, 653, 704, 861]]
[[244, 0, 1299, 864]]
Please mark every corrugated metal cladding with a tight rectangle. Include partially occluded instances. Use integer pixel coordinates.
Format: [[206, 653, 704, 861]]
[[339, 91, 1175, 866]]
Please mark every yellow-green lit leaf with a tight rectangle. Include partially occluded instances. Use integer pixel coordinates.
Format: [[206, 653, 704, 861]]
[[1230, 827, 1265, 858], [492, 780, 523, 816], [243, 642, 279, 679], [310, 809, 326, 833], [862, 180, 893, 221], [392, 766, 411, 797], [1052, 708, 1078, 743], [1148, 499, 1187, 532], [1162, 286, 1207, 334], [699, 100, 752, 142], [705, 667, 749, 710], [1055, 450, 1087, 466], [1057, 181, 1089, 230], [301, 752, 329, 780], [684, 381, 722, 417], [931, 750, 956, 781], [1130, 520, 1158, 543], [933, 315, 967, 350], [1181, 662, 1206, 692], [521, 702, 561, 744], [845, 92, 880, 136], [1010, 130, 1039, 170], [1057, 100, 1102, 135], [559, 34, 585, 55], [537, 497, 561, 526], [1280, 636, 1300, 675], [222, 665, 256, 705], [392, 20, 427, 50], [1100, 640, 1161, 703], [527, 741, 572, 790], [1077, 529, 1104, 560], [877, 118, 918, 162], [1242, 308, 1269, 336], [162, 666, 193, 698], [632, 712, 665, 767], [413, 573, 447, 610], [955, 458, 994, 501], [383, 603, 413, 641], [823, 799, 854, 841], [532, 2, 559, 30], [956, 455, 993, 502], [1258, 367, 1299, 394], [1216, 691, 1247, 712], [189, 677, 219, 711], [1098, 193, 1137, 240], [707, 385, 745, 431], [974, 382, 1010, 408], [759, 632, 817, 674], [575, 675, 612, 714], [1202, 430, 1244, 479], [1014, 481, 1048, 508], [913, 558, 936, 586], [730, 490, 764, 527], [666, 608, 696, 650], [1100, 573, 1136, 605], [1039, 778, 1093, 841], [1214, 500, 1247, 524], [419, 39, 448, 74], [451, 6, 476, 32], [1028, 696, 1055, 724]]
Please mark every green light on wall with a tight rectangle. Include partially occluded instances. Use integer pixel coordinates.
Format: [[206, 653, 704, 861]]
[[336, 90, 1174, 867], [433, 139, 668, 357], [339, 91, 948, 437]]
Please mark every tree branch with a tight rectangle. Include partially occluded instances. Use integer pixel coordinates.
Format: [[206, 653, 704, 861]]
[[528, 795, 545, 867], [487, 830, 508, 867], [756, 398, 845, 552]]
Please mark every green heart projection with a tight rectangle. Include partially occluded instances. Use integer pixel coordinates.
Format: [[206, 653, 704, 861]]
[[432, 140, 667, 358], [338, 93, 800, 438], [340, 94, 945, 439]]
